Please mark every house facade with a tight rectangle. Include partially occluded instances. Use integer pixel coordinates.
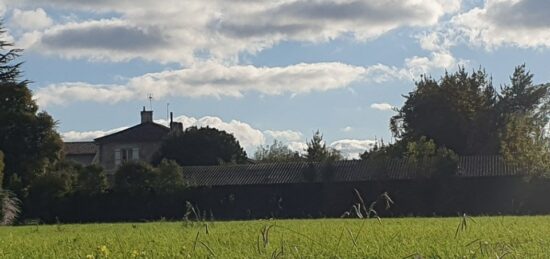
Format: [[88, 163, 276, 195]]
[[64, 108, 182, 173]]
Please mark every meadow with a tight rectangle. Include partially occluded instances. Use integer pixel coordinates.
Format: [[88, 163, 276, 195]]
[[0, 216, 549, 258]]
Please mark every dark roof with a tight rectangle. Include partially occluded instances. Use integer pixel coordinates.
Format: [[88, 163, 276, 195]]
[[63, 142, 97, 155], [94, 122, 169, 143], [183, 156, 526, 187]]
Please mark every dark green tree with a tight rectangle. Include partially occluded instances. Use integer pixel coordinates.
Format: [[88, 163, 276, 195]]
[[254, 139, 302, 163], [153, 159, 186, 193], [154, 126, 248, 166], [114, 160, 186, 194], [498, 65, 550, 175], [390, 67, 499, 155], [0, 24, 63, 189], [114, 161, 155, 194], [305, 130, 342, 162], [74, 165, 108, 195]]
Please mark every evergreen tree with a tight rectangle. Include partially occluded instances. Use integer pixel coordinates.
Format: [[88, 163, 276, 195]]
[[0, 23, 63, 189], [305, 130, 342, 162]]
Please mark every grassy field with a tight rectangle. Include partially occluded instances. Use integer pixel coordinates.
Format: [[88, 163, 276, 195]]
[[0, 216, 549, 258]]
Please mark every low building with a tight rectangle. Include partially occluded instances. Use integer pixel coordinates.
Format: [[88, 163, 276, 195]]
[[63, 141, 98, 165]]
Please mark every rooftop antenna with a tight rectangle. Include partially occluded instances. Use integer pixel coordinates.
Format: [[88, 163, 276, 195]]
[[166, 102, 170, 121], [147, 93, 153, 111]]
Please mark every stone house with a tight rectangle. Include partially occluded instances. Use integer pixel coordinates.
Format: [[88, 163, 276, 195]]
[[64, 108, 182, 173]]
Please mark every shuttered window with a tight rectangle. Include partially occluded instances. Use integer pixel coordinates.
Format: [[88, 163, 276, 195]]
[[132, 147, 139, 160], [115, 147, 140, 165], [114, 148, 121, 165]]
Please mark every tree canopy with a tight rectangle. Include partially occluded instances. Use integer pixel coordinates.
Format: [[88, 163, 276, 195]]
[[154, 126, 248, 166], [0, 24, 63, 189], [385, 65, 549, 175], [305, 130, 342, 162], [254, 139, 302, 163]]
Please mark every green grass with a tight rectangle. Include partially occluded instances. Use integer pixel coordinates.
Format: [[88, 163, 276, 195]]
[[1, 216, 549, 258]]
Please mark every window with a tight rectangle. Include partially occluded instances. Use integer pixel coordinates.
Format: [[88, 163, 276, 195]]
[[115, 147, 139, 165]]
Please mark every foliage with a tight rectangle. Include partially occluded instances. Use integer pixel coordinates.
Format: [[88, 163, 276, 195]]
[[154, 126, 248, 166], [74, 165, 109, 195], [114, 161, 156, 194], [0, 24, 63, 189], [114, 160, 186, 194], [154, 159, 186, 193], [404, 137, 458, 177], [305, 130, 342, 162], [497, 66, 550, 176], [254, 139, 302, 163], [1, 217, 550, 257], [27, 169, 75, 206], [390, 65, 549, 175], [500, 114, 550, 176], [391, 67, 499, 155]]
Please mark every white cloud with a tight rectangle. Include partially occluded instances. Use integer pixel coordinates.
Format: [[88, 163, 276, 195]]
[[264, 130, 303, 143], [35, 61, 408, 107], [0, 3, 6, 16], [405, 51, 462, 77], [61, 126, 128, 142], [330, 139, 376, 159], [11, 8, 53, 30], [33, 50, 461, 107], [9, 0, 461, 63], [370, 102, 395, 111], [287, 141, 308, 154], [452, 0, 550, 49]]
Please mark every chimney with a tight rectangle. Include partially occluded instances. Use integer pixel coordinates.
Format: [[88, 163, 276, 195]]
[[141, 106, 153, 123], [169, 112, 183, 133]]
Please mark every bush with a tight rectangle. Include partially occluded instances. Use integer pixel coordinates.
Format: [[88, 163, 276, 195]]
[[115, 160, 186, 195], [114, 161, 155, 194], [405, 137, 458, 177], [75, 165, 108, 195]]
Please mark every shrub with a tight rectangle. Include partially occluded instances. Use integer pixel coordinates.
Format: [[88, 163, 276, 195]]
[[75, 165, 108, 195], [115, 160, 186, 194]]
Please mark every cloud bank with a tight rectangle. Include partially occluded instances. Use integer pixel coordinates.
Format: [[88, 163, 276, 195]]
[[9, 0, 461, 63]]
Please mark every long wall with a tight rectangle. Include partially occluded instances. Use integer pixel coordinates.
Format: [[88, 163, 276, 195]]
[[23, 176, 550, 223]]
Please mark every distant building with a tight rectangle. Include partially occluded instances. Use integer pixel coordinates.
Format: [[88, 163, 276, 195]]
[[63, 141, 98, 165], [63, 108, 183, 173]]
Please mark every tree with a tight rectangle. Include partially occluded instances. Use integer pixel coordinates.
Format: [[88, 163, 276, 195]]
[[114, 160, 186, 194], [0, 24, 63, 189], [391, 67, 499, 155], [305, 130, 342, 162], [74, 165, 108, 195], [114, 161, 155, 195], [154, 126, 248, 166], [498, 65, 550, 175], [254, 140, 302, 163], [404, 137, 458, 177], [389, 65, 549, 175], [153, 159, 186, 193]]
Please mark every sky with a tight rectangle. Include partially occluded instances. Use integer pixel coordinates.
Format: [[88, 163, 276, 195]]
[[1, 0, 550, 159]]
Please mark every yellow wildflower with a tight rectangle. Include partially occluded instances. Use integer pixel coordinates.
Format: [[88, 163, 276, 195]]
[[97, 245, 110, 257]]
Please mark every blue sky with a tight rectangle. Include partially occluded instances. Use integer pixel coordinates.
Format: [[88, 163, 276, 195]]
[[2, 0, 550, 158]]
